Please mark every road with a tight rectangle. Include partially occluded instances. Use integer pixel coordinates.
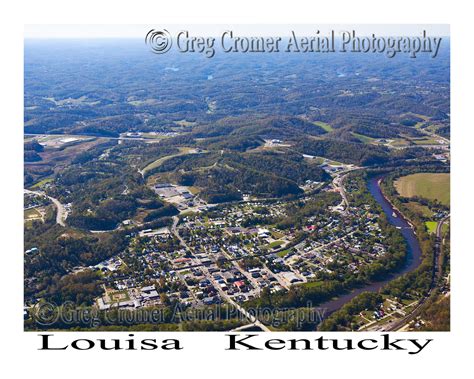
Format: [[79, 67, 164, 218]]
[[417, 124, 450, 145], [170, 216, 271, 331], [384, 126, 450, 151], [383, 214, 450, 331], [360, 299, 418, 331], [25, 132, 156, 142], [331, 166, 361, 211], [24, 189, 67, 226], [203, 261, 271, 332], [434, 214, 450, 281], [171, 216, 186, 247], [332, 175, 349, 210]]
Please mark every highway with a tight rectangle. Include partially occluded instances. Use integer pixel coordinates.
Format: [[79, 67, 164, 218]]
[[24, 189, 67, 226], [25, 132, 154, 142], [332, 174, 349, 210], [331, 166, 361, 212]]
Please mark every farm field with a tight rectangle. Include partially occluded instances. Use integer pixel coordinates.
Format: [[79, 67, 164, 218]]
[[395, 173, 450, 206]]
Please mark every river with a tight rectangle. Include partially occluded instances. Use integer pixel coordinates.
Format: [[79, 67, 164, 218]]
[[315, 175, 423, 314]]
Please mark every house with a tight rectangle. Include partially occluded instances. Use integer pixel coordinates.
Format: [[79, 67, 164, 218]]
[[181, 192, 193, 199], [174, 257, 192, 264], [281, 272, 301, 283], [257, 228, 270, 238], [25, 247, 39, 255], [201, 258, 212, 266], [195, 291, 204, 299], [141, 285, 159, 300], [203, 297, 215, 305], [97, 298, 110, 311], [222, 272, 236, 283], [154, 183, 173, 189]]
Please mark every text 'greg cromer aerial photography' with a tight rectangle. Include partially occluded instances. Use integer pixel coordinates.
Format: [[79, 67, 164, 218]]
[[24, 25, 450, 332]]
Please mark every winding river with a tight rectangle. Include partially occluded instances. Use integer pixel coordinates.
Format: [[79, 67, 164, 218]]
[[316, 175, 423, 314]]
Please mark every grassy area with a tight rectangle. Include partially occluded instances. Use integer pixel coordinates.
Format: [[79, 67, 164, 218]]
[[312, 121, 333, 132], [305, 156, 325, 165], [267, 240, 284, 249], [312, 157, 325, 164], [24, 208, 42, 221], [351, 132, 375, 144], [327, 159, 344, 166], [187, 186, 201, 195], [271, 230, 284, 239], [414, 121, 426, 129], [31, 177, 54, 189], [107, 290, 130, 303], [425, 124, 444, 134], [174, 119, 197, 127], [142, 147, 198, 174], [411, 137, 440, 145], [405, 201, 434, 218], [140, 133, 171, 140], [442, 222, 449, 237], [388, 138, 411, 147], [425, 221, 438, 234], [441, 222, 449, 238], [277, 249, 291, 258], [395, 173, 450, 206], [409, 113, 431, 121], [180, 210, 197, 218]]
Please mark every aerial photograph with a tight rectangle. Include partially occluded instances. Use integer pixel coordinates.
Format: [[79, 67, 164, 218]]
[[24, 25, 450, 332]]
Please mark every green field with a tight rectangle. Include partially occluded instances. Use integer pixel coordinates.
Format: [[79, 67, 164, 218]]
[[141, 147, 199, 175], [388, 138, 411, 147], [271, 230, 284, 239], [406, 201, 434, 218], [277, 249, 291, 258], [312, 121, 333, 132], [395, 173, 450, 206], [442, 222, 449, 237], [425, 221, 438, 234], [351, 132, 375, 144], [24, 208, 42, 220], [24, 208, 43, 227], [31, 177, 54, 189], [266, 240, 284, 249], [411, 137, 440, 145]]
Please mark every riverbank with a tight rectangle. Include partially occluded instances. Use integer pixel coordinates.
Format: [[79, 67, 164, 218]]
[[315, 175, 423, 315]]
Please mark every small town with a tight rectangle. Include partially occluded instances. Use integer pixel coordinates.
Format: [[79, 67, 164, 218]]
[[85, 164, 392, 316]]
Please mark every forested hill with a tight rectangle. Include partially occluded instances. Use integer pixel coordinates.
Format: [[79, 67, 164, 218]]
[[25, 39, 449, 139]]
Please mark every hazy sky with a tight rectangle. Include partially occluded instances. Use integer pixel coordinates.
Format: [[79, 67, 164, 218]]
[[25, 24, 450, 39]]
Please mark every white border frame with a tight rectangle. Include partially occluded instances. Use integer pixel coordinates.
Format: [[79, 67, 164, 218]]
[[1, 1, 472, 377]]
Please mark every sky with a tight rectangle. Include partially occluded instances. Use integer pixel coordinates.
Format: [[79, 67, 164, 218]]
[[25, 24, 450, 39]]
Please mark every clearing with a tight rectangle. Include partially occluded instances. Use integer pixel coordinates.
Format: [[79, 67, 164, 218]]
[[425, 221, 438, 234], [312, 121, 333, 133], [394, 173, 450, 206], [141, 147, 201, 175]]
